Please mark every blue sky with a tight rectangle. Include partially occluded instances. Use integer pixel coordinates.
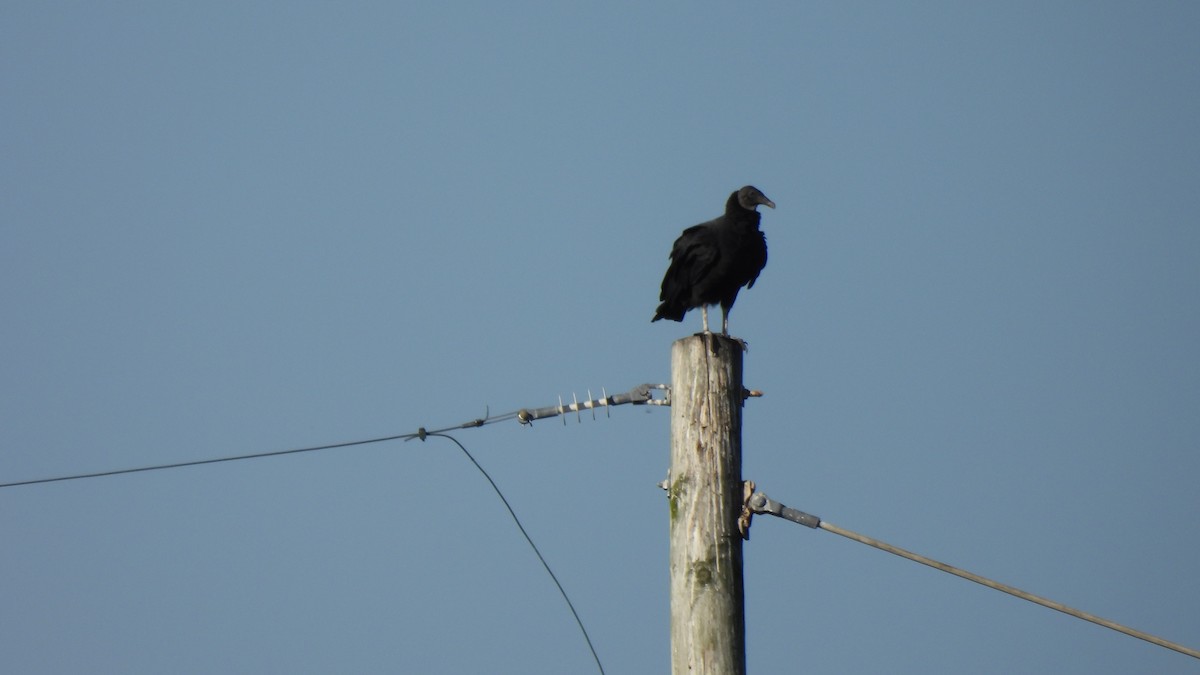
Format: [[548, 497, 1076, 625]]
[[3, 2, 1198, 673]]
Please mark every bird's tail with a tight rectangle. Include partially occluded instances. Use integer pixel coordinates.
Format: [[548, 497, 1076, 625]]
[[652, 301, 686, 323]]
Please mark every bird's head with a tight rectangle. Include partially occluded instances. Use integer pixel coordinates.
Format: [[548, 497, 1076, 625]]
[[736, 185, 775, 211]]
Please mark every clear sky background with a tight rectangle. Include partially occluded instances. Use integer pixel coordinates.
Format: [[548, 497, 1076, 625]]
[[3, 3, 1198, 673]]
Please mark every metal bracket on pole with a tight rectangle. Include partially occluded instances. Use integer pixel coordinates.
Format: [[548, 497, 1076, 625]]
[[747, 490, 822, 529]]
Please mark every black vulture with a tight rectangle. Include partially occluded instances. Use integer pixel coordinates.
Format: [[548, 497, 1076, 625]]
[[652, 186, 775, 335]]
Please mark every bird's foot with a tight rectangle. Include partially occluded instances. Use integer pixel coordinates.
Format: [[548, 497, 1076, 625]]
[[719, 328, 749, 352]]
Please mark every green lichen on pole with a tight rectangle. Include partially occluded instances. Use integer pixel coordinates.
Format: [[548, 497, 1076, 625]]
[[668, 334, 746, 675]]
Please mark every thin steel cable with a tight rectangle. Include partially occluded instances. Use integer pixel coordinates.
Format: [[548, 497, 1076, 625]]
[[0, 433, 415, 489], [424, 432, 605, 675], [1, 426, 608, 672], [817, 520, 1200, 660], [0, 420, 520, 489], [0, 385, 661, 490]]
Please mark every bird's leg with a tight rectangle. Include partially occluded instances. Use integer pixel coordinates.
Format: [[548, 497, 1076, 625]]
[[720, 306, 748, 350], [701, 306, 710, 333]]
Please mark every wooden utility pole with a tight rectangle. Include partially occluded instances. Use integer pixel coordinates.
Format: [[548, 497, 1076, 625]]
[[667, 334, 746, 675]]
